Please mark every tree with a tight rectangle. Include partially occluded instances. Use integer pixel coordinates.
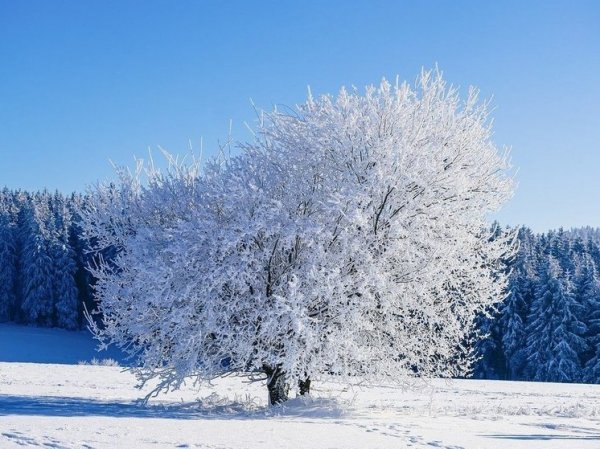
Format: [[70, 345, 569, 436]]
[[575, 254, 600, 381], [500, 227, 536, 380], [524, 257, 587, 382], [51, 193, 80, 329], [0, 201, 17, 321], [82, 70, 515, 404], [19, 195, 55, 326], [472, 308, 505, 380], [472, 224, 513, 381]]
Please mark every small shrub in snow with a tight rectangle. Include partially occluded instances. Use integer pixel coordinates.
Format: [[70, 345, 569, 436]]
[[78, 357, 120, 367]]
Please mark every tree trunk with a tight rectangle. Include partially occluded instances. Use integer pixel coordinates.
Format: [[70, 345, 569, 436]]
[[298, 377, 311, 396], [263, 365, 289, 405]]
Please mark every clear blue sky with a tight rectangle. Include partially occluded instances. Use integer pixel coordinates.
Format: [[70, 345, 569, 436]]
[[1, 1, 599, 231]]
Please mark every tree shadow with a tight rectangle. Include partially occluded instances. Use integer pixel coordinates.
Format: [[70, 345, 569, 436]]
[[0, 394, 347, 420], [483, 422, 600, 441], [483, 434, 600, 441], [0, 394, 252, 420]]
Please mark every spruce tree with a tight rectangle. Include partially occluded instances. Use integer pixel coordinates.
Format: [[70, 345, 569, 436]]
[[499, 227, 536, 379], [525, 257, 587, 382], [19, 195, 55, 326], [51, 193, 80, 329], [0, 207, 17, 321], [575, 255, 600, 382]]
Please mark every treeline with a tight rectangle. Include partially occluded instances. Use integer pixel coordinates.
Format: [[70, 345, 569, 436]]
[[0, 189, 94, 329], [0, 188, 599, 383], [474, 226, 600, 383]]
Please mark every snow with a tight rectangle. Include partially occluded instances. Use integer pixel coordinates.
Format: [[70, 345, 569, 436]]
[[1, 326, 599, 448]]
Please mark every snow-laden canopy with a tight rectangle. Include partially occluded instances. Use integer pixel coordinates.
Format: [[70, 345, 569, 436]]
[[82, 70, 515, 402]]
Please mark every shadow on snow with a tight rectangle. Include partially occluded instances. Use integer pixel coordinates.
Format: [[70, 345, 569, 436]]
[[0, 394, 346, 420], [483, 434, 600, 441], [483, 421, 600, 440], [483, 422, 600, 441]]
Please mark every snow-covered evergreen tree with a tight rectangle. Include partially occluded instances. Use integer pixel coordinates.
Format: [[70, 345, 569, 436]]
[[500, 227, 536, 380], [0, 199, 17, 321], [51, 193, 80, 329], [67, 193, 95, 322], [566, 227, 600, 246], [472, 224, 513, 380], [574, 254, 600, 382], [500, 277, 530, 380], [472, 309, 505, 379], [19, 195, 55, 326], [525, 257, 587, 382]]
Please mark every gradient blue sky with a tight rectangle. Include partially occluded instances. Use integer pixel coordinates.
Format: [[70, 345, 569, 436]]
[[1, 1, 599, 231]]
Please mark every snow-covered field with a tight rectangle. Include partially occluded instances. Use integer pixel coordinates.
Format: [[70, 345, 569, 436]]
[[1, 325, 599, 448]]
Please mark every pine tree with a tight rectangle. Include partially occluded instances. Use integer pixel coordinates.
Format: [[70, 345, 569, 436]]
[[0, 202, 17, 321], [500, 227, 536, 380], [500, 277, 529, 379], [19, 195, 55, 326], [51, 193, 80, 329], [68, 193, 95, 320], [525, 257, 587, 382], [472, 309, 505, 379], [472, 224, 513, 380], [575, 254, 600, 382]]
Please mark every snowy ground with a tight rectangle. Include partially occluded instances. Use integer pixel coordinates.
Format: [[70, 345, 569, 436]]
[[1, 326, 599, 448]]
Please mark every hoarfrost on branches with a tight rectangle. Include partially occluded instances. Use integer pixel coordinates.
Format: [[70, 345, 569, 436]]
[[81, 70, 515, 403]]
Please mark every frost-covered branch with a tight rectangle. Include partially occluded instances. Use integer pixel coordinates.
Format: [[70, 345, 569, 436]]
[[81, 69, 515, 404]]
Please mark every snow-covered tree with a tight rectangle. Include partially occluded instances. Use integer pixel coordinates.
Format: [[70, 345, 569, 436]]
[[500, 276, 530, 379], [51, 193, 80, 329], [524, 257, 587, 382], [19, 196, 55, 326], [575, 254, 600, 381], [65, 193, 96, 319], [82, 70, 515, 404], [472, 308, 505, 380], [500, 227, 537, 380], [0, 201, 17, 321], [472, 224, 513, 380]]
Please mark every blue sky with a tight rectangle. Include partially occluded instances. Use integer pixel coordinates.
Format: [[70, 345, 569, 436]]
[[1, 1, 598, 231]]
